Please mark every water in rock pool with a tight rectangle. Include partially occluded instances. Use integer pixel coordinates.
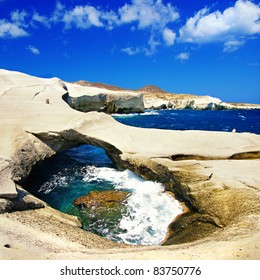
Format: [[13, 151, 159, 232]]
[[24, 109, 260, 245], [25, 144, 183, 245]]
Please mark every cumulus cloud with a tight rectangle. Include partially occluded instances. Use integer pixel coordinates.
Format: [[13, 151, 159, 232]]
[[0, 10, 30, 38], [117, 1, 179, 53], [121, 35, 161, 56], [50, 0, 179, 32], [100, 10, 119, 30], [178, 0, 260, 51], [62, 5, 103, 29], [50, 0, 179, 53], [162, 27, 176, 45], [118, 0, 179, 30], [32, 12, 51, 28], [223, 39, 245, 53], [11, 10, 28, 27], [121, 46, 143, 56], [51, 1, 66, 23], [1, 0, 180, 52], [50, 1, 104, 29], [2, 0, 260, 56], [27, 45, 40, 55], [0, 19, 28, 38], [175, 52, 189, 61]]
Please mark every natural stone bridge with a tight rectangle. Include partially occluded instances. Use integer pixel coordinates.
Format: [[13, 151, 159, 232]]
[[0, 69, 260, 259]]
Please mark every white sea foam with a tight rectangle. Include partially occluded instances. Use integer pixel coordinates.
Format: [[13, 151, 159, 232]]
[[238, 114, 246, 120], [39, 174, 69, 194], [83, 167, 183, 245], [112, 110, 159, 118]]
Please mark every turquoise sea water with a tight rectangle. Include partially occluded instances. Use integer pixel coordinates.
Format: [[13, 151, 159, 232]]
[[24, 109, 260, 245]]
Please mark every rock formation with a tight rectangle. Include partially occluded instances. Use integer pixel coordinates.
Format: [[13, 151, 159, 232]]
[[65, 82, 144, 114], [0, 69, 260, 260], [66, 81, 260, 112], [139, 85, 260, 110]]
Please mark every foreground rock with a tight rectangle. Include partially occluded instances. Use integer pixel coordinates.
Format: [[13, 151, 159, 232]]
[[0, 69, 260, 260]]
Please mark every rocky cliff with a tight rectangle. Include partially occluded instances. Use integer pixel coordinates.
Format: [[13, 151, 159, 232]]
[[66, 82, 144, 114], [139, 85, 260, 110], [0, 69, 260, 260], [67, 81, 260, 112]]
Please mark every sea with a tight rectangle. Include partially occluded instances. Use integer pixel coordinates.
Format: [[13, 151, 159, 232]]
[[24, 109, 260, 245]]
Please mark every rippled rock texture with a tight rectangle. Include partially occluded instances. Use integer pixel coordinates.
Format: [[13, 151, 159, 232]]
[[0, 69, 260, 259]]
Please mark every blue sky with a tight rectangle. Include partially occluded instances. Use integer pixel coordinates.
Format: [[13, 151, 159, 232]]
[[0, 0, 260, 103]]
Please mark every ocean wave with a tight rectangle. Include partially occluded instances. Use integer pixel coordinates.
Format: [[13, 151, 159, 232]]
[[82, 167, 183, 245], [38, 164, 183, 245], [117, 179, 183, 245], [39, 174, 69, 194], [238, 114, 246, 120]]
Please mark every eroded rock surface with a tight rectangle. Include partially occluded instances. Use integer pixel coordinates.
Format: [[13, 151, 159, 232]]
[[0, 69, 260, 259], [139, 85, 260, 110], [66, 82, 144, 114]]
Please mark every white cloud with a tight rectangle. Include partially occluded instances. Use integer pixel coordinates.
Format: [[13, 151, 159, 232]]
[[118, 0, 179, 30], [223, 39, 245, 53], [2, 0, 260, 57], [121, 34, 161, 56], [54, 4, 103, 29], [27, 45, 40, 55], [121, 46, 142, 56], [32, 12, 51, 28], [51, 1, 66, 23], [0, 19, 28, 38], [10, 10, 28, 27], [146, 34, 161, 55], [100, 10, 119, 30], [179, 0, 260, 51], [50, 0, 179, 53], [51, 0, 179, 32], [175, 52, 189, 61], [1, 1, 179, 53], [162, 27, 176, 45], [116, 1, 179, 53]]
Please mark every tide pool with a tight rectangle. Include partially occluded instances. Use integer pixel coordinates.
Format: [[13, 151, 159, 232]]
[[24, 144, 182, 245]]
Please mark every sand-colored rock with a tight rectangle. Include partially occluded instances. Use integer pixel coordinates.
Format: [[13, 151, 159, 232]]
[[68, 81, 260, 111], [0, 69, 260, 260], [65, 82, 144, 114], [139, 85, 260, 110]]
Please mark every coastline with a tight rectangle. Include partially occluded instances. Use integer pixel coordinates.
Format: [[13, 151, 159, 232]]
[[0, 69, 260, 260]]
